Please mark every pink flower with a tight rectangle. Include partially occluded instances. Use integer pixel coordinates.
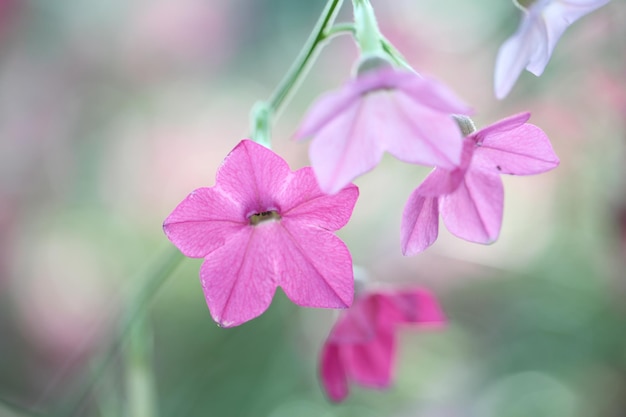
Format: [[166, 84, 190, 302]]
[[295, 66, 471, 194], [494, 0, 610, 99], [163, 140, 359, 327], [401, 113, 559, 255], [320, 287, 446, 402]]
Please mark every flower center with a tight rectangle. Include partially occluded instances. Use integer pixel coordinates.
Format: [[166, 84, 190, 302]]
[[249, 210, 281, 225]]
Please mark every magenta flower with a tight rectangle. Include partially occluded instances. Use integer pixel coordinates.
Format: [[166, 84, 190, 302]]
[[295, 66, 471, 194], [163, 140, 359, 327], [401, 112, 559, 255], [494, 0, 610, 99], [320, 287, 446, 402]]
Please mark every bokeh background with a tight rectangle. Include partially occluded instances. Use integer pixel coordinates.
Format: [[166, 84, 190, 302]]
[[1, 0, 625, 416]]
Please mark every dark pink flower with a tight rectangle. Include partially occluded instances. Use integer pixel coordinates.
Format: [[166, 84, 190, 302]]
[[320, 287, 446, 402], [401, 113, 559, 255], [163, 140, 359, 327], [295, 66, 471, 194]]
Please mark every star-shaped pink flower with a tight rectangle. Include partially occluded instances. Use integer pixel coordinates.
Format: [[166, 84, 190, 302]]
[[401, 112, 559, 255], [494, 0, 610, 99], [163, 140, 359, 327], [320, 287, 446, 402], [295, 66, 471, 194]]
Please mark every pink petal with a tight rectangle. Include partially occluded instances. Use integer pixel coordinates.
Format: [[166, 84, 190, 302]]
[[308, 95, 386, 194], [295, 67, 417, 140], [215, 140, 291, 215], [401, 169, 456, 256], [440, 169, 504, 244], [276, 219, 354, 309], [381, 90, 464, 169], [328, 294, 378, 344], [199, 225, 277, 328], [382, 288, 447, 327], [342, 328, 395, 389], [294, 85, 361, 140], [473, 117, 560, 175], [279, 167, 359, 231], [401, 193, 439, 256], [320, 343, 349, 402], [163, 187, 246, 258], [396, 74, 472, 115]]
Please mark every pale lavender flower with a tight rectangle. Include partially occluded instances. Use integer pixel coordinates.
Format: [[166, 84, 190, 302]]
[[401, 113, 559, 255], [296, 66, 471, 194], [495, 0, 610, 99]]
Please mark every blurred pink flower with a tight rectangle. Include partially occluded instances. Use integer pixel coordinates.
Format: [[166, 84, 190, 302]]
[[163, 140, 358, 327], [401, 113, 559, 255], [320, 287, 446, 402], [295, 67, 471, 194], [494, 0, 610, 99]]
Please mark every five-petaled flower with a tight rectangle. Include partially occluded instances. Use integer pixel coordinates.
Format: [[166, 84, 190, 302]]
[[401, 112, 560, 255], [295, 66, 471, 194], [494, 0, 610, 99], [320, 287, 446, 402], [163, 140, 359, 327]]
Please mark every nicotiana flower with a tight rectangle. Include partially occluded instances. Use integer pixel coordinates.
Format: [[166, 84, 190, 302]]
[[320, 287, 446, 402], [295, 65, 471, 194], [401, 112, 559, 255], [163, 140, 359, 327], [494, 0, 610, 99]]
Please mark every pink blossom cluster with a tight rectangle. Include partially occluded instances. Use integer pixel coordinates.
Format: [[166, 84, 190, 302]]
[[161, 0, 610, 404]]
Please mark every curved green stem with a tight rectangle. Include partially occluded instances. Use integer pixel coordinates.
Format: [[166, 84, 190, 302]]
[[65, 1, 351, 414], [57, 245, 184, 417], [0, 396, 43, 417], [251, 0, 345, 147], [323, 22, 355, 40], [267, 0, 344, 113]]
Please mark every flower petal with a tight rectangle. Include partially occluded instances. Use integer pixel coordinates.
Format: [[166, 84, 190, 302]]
[[396, 73, 472, 115], [541, 0, 609, 62], [163, 187, 246, 258], [215, 140, 291, 215], [200, 225, 277, 328], [320, 343, 349, 402], [276, 220, 354, 309], [279, 167, 359, 231], [294, 85, 361, 140], [381, 288, 447, 327], [401, 169, 456, 256], [328, 294, 378, 344], [295, 67, 415, 140], [440, 169, 504, 244], [472, 113, 559, 175], [401, 193, 439, 256], [494, 16, 545, 99], [342, 328, 395, 389], [308, 96, 386, 194], [381, 90, 464, 169]]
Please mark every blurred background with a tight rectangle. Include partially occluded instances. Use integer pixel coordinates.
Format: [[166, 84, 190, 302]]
[[1, 0, 625, 416]]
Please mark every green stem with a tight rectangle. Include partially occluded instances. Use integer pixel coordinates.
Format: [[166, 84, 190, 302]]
[[62, 1, 350, 414], [56, 245, 184, 417], [125, 315, 158, 417], [0, 396, 43, 417], [267, 0, 344, 113], [352, 0, 384, 56], [323, 22, 355, 40], [251, 0, 345, 147]]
